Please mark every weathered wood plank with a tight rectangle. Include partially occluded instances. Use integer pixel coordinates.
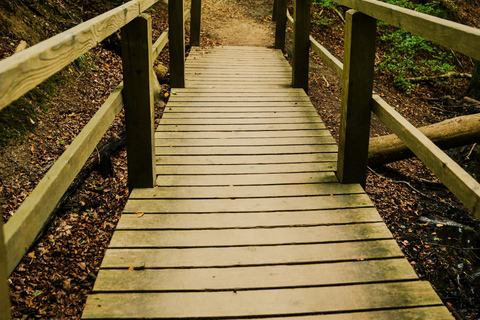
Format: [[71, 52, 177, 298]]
[[124, 194, 372, 213], [162, 107, 317, 112], [93, 259, 415, 291], [170, 88, 304, 93], [159, 117, 321, 124], [0, 0, 158, 111], [155, 137, 333, 146], [130, 183, 363, 199], [155, 130, 330, 139], [156, 123, 327, 132], [156, 162, 336, 174], [155, 145, 338, 155], [161, 111, 319, 118], [156, 153, 338, 165], [165, 101, 313, 107], [4, 84, 123, 275], [117, 207, 381, 230], [109, 223, 391, 248], [100, 239, 404, 268], [121, 14, 156, 189], [168, 92, 305, 97]]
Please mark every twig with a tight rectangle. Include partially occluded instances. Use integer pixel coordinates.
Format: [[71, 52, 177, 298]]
[[322, 75, 330, 88], [466, 143, 477, 160], [332, 6, 345, 23], [406, 72, 472, 83]]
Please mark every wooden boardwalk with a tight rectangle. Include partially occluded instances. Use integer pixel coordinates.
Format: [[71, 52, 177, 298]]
[[82, 47, 453, 319]]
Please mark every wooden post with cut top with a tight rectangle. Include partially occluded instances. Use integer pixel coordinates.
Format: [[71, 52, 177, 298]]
[[274, 0, 287, 51], [169, 0, 186, 88], [0, 222, 12, 320], [121, 14, 156, 190], [190, 0, 202, 46], [336, 10, 377, 188], [292, 0, 311, 93]]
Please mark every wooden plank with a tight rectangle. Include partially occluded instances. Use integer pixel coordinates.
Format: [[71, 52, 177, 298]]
[[82, 282, 442, 318], [372, 94, 480, 218], [161, 112, 320, 118], [162, 107, 317, 112], [170, 88, 304, 93], [155, 137, 334, 146], [0, 0, 158, 110], [4, 84, 123, 275], [335, 0, 480, 61], [168, 92, 305, 97], [156, 163, 336, 174], [292, 0, 311, 93], [124, 194, 372, 213], [0, 223, 12, 320], [168, 96, 310, 102], [169, 0, 185, 88], [155, 145, 338, 155], [183, 84, 292, 89], [337, 10, 376, 188], [109, 223, 392, 248], [117, 207, 382, 230], [130, 183, 363, 199], [159, 117, 321, 125], [190, 0, 201, 46], [155, 123, 327, 132], [98, 239, 404, 268], [156, 154, 338, 165], [121, 14, 156, 189], [93, 258, 416, 291], [155, 131, 330, 138], [165, 101, 313, 107]]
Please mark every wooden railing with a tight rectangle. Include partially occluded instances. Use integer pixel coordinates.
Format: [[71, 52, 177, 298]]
[[0, 0, 200, 317], [274, 0, 480, 217]]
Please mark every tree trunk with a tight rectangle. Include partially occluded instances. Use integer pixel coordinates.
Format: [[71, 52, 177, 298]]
[[466, 60, 480, 100], [368, 113, 480, 167]]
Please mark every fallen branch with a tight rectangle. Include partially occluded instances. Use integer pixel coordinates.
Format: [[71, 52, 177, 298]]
[[368, 113, 480, 167], [406, 72, 472, 83]]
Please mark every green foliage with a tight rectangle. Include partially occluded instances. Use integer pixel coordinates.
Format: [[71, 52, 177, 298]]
[[75, 52, 96, 71], [384, 0, 448, 18], [311, 11, 334, 26], [312, 0, 336, 9], [378, 28, 455, 93]]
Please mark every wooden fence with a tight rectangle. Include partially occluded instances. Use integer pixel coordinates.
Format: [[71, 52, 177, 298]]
[[274, 0, 480, 218], [0, 0, 200, 318]]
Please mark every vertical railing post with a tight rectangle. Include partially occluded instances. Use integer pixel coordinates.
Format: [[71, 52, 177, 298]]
[[0, 223, 12, 320], [169, 0, 185, 88], [121, 14, 156, 190], [274, 0, 286, 52], [190, 0, 201, 46], [336, 10, 376, 189], [292, 0, 311, 93], [272, 0, 278, 21]]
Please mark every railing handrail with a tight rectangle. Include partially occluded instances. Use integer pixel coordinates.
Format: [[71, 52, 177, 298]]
[[0, 0, 160, 111], [276, 0, 480, 217], [0, 1, 199, 317]]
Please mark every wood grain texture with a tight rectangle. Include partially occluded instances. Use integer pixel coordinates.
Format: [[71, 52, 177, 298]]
[[100, 240, 405, 268], [93, 258, 416, 291], [117, 207, 382, 230], [0, 0, 158, 111]]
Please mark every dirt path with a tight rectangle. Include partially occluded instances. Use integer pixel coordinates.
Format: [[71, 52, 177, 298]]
[[199, 0, 275, 47]]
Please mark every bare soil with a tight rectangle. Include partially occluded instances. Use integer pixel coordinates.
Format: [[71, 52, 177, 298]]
[[1, 0, 480, 319]]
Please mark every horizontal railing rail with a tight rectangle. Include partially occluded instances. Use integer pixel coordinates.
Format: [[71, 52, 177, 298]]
[[275, 0, 480, 217], [0, 0, 200, 318]]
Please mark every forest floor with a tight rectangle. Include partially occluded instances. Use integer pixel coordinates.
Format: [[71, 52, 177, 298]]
[[1, 0, 480, 319]]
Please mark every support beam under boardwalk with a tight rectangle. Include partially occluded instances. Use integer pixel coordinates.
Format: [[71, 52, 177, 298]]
[[82, 46, 453, 320]]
